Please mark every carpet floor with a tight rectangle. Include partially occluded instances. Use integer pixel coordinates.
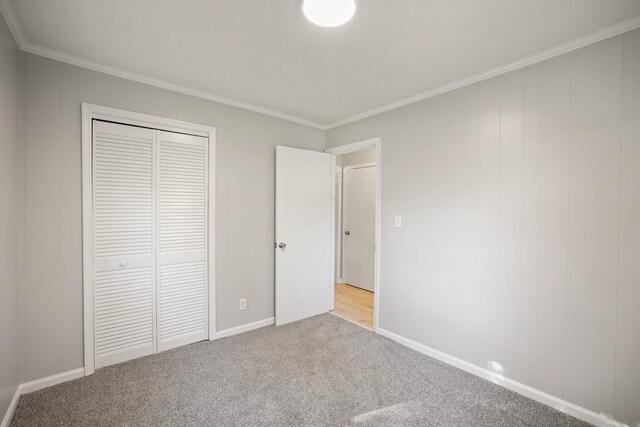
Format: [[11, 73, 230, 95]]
[[11, 314, 591, 426]]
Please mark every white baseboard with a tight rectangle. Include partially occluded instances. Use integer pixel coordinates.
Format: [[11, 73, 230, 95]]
[[215, 317, 274, 339], [1, 367, 85, 427], [1, 385, 21, 427], [20, 368, 85, 394], [6, 326, 619, 426], [2, 318, 275, 424], [377, 328, 623, 427]]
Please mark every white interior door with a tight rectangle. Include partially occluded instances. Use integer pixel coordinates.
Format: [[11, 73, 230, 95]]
[[342, 165, 376, 292], [93, 121, 156, 368], [157, 130, 209, 352], [275, 146, 333, 326]]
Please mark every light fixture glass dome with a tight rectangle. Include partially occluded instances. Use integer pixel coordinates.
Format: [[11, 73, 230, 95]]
[[303, 0, 356, 27]]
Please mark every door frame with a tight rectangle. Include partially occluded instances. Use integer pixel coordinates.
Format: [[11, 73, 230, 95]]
[[334, 165, 344, 283], [325, 138, 381, 332], [81, 103, 216, 376], [339, 162, 376, 287]]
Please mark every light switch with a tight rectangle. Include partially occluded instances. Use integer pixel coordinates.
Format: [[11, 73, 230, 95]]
[[394, 215, 402, 228]]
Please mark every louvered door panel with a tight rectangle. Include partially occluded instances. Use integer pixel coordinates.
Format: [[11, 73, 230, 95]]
[[93, 121, 155, 368], [157, 131, 208, 351], [159, 261, 206, 343]]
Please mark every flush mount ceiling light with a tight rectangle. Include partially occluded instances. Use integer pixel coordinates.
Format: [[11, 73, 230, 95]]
[[303, 0, 356, 27]]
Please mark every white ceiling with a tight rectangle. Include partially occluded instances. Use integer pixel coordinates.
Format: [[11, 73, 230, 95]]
[[4, 0, 640, 128]]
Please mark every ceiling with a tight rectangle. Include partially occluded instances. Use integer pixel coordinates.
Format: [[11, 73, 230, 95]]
[[3, 0, 640, 128]]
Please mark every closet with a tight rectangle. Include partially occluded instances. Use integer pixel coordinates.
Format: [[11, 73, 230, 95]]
[[91, 120, 209, 369]]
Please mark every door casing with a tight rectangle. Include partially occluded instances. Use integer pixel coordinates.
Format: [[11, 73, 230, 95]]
[[82, 103, 216, 376], [325, 138, 381, 332]]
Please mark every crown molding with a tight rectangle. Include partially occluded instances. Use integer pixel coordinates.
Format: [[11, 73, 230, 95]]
[[324, 14, 640, 130], [0, 0, 25, 48], [22, 41, 326, 129], [2, 0, 640, 132], [0, 0, 325, 130]]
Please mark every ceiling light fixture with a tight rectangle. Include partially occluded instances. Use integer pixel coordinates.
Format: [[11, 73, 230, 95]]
[[303, 0, 356, 27]]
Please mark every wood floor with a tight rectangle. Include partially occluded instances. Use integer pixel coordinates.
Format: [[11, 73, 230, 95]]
[[332, 284, 374, 330]]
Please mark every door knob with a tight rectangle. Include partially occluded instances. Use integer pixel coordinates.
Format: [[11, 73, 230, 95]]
[[119, 261, 128, 268], [344, 231, 351, 236], [278, 242, 287, 249]]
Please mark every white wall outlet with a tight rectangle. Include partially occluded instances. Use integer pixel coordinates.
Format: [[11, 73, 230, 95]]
[[394, 215, 402, 228], [239, 298, 247, 311]]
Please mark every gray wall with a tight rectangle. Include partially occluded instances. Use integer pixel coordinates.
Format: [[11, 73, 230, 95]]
[[326, 30, 640, 425], [0, 12, 21, 419], [20, 53, 324, 382]]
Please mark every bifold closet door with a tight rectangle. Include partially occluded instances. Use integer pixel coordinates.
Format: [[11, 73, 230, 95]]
[[92, 121, 209, 368], [93, 121, 156, 369], [157, 130, 209, 352]]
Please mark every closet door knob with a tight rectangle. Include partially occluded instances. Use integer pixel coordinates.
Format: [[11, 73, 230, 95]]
[[119, 261, 128, 268]]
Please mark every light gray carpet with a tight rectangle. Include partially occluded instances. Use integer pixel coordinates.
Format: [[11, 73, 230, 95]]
[[11, 314, 590, 426]]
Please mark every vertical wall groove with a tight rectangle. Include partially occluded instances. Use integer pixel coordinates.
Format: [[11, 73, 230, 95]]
[[611, 32, 625, 419], [562, 51, 573, 401], [18, 49, 27, 386], [533, 63, 543, 388], [57, 60, 63, 375]]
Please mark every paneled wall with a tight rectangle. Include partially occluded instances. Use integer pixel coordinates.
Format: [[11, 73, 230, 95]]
[[0, 12, 21, 418], [20, 53, 324, 382], [326, 29, 640, 425]]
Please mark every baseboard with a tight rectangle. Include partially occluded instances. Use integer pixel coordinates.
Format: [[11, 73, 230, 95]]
[[1, 367, 85, 427], [20, 368, 85, 394], [2, 317, 274, 427], [215, 317, 274, 339], [0, 321, 269, 425], [376, 328, 623, 427], [6, 327, 619, 426], [1, 385, 21, 427]]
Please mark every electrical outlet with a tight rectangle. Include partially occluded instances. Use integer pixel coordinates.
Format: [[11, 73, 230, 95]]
[[239, 298, 247, 311]]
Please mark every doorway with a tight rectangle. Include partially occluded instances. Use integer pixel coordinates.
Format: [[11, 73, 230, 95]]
[[273, 138, 380, 331], [326, 139, 380, 331]]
